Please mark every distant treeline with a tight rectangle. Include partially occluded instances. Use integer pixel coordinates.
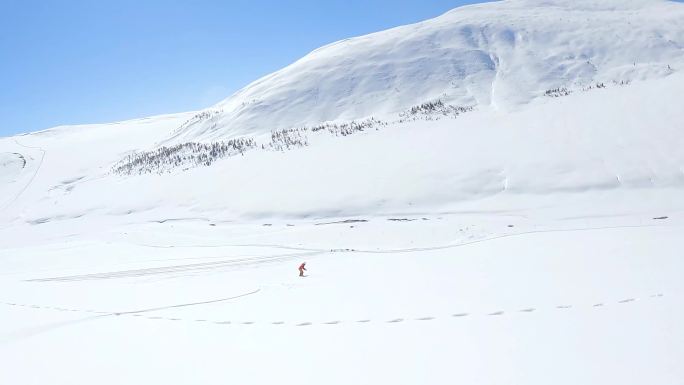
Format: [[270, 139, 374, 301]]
[[113, 100, 475, 176]]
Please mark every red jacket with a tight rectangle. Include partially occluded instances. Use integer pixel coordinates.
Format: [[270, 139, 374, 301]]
[[299, 263, 306, 271]]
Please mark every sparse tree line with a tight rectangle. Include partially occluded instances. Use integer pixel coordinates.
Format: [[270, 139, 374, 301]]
[[266, 128, 309, 151], [581, 82, 606, 91], [111, 118, 383, 175], [545, 80, 631, 98], [309, 118, 387, 135], [544, 87, 572, 97], [111, 138, 256, 175], [112, 101, 473, 176], [398, 100, 474, 122], [172, 109, 224, 135], [263, 118, 387, 152], [111, 75, 642, 176]]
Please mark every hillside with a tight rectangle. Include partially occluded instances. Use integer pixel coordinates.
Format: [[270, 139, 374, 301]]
[[1, 1, 684, 385], [166, 0, 684, 142], [1, 71, 683, 228]]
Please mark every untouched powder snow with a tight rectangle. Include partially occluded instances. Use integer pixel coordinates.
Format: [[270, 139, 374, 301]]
[[1, 71, 683, 226], [166, 0, 684, 142], [1, 1, 684, 384]]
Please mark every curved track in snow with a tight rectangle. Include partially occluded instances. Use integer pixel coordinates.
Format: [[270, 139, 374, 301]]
[[1, 292, 667, 328], [0, 138, 46, 212], [23, 223, 675, 282], [111, 288, 261, 316], [126, 222, 674, 256], [351, 223, 675, 254], [26, 251, 324, 282]]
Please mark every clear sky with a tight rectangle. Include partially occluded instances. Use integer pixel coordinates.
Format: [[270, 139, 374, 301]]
[[0, 0, 493, 136]]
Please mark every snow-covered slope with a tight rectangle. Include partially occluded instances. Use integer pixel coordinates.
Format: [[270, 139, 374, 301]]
[[168, 0, 684, 142], [1, 71, 683, 228], [0, 0, 682, 227], [2, 2, 684, 384]]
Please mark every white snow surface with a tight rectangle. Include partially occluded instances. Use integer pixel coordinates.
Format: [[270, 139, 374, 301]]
[[168, 0, 684, 142], [2, 1, 684, 384]]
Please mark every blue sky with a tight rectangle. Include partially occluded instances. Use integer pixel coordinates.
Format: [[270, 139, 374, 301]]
[[0, 0, 491, 136]]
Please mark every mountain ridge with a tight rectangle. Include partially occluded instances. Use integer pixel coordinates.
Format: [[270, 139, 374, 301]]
[[163, 0, 684, 143]]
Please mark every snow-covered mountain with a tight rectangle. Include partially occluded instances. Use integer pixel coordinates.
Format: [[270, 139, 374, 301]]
[[0, 0, 681, 226], [2, 2, 684, 385], [168, 0, 684, 142], [0, 0, 683, 224]]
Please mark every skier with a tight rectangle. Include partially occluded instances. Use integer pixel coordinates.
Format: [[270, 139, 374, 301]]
[[298, 262, 307, 277]]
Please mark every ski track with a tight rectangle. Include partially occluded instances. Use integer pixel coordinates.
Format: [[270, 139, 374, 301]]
[[3, 224, 675, 331], [130, 222, 676, 255], [134, 242, 329, 252], [351, 223, 676, 254], [0, 293, 666, 328], [24, 223, 677, 282], [111, 289, 261, 316], [26, 251, 324, 282]]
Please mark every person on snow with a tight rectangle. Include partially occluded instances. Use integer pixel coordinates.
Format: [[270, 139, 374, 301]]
[[298, 262, 307, 277]]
